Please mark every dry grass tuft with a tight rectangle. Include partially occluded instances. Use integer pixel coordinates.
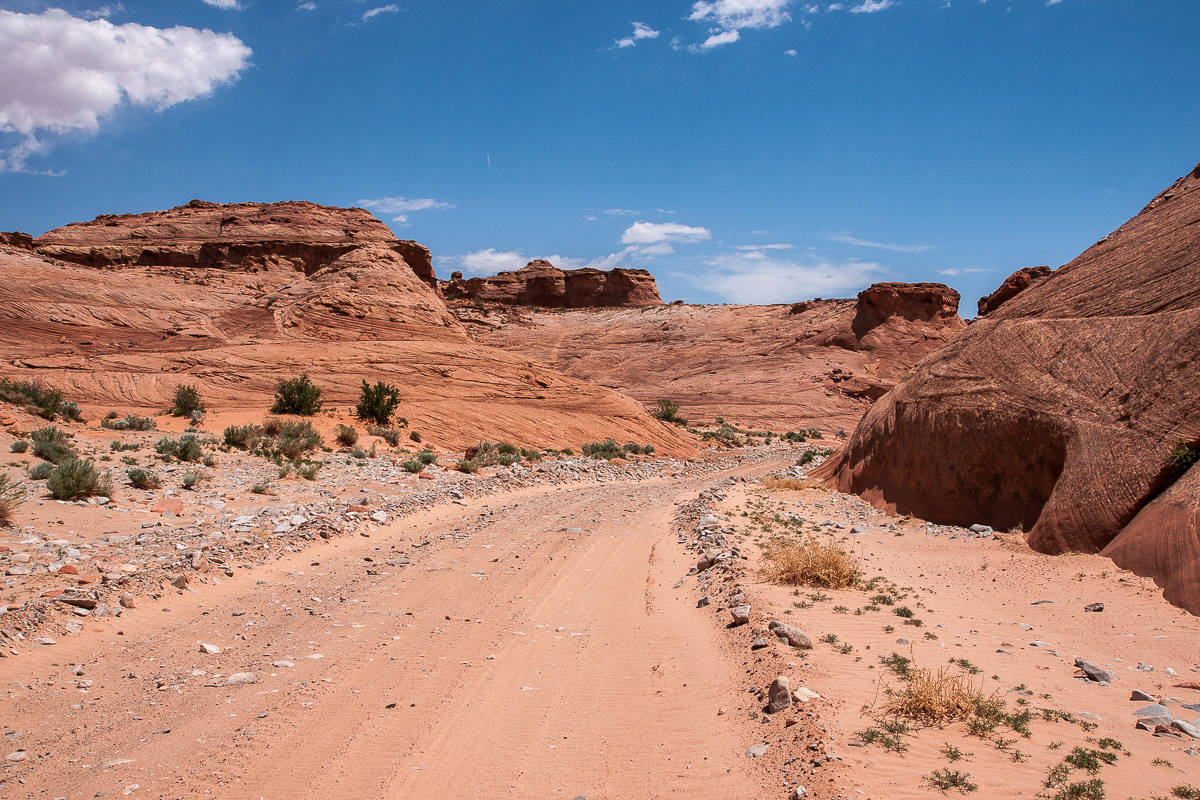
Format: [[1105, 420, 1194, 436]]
[[762, 476, 828, 491], [760, 535, 862, 589], [0, 474, 26, 526], [883, 666, 991, 726]]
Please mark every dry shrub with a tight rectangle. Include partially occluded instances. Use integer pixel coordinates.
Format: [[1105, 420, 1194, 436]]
[[760, 535, 862, 589], [0, 474, 26, 526], [763, 475, 827, 491], [883, 666, 991, 726]]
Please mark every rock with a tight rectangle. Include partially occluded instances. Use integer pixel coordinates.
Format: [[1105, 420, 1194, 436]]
[[271, 660, 294, 668], [791, 788, 808, 800], [896, 638, 910, 645], [751, 637, 770, 650], [768, 621, 813, 649], [1132, 703, 1172, 717], [1075, 657, 1117, 683], [57, 564, 79, 575], [191, 551, 209, 571], [730, 605, 751, 626], [225, 672, 257, 686], [1137, 717, 1174, 732], [119, 592, 135, 609], [1084, 602, 1105, 612], [5, 750, 26, 762], [977, 265, 1054, 317], [744, 743, 769, 758], [766, 676, 792, 714], [199, 643, 220, 654], [170, 575, 189, 589], [34, 637, 56, 645], [793, 688, 821, 703], [442, 259, 662, 308], [1131, 689, 1157, 702], [1173, 719, 1200, 738], [370, 511, 388, 523], [152, 497, 185, 516], [696, 595, 711, 608], [969, 524, 993, 534]]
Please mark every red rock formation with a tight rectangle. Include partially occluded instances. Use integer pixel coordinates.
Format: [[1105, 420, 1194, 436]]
[[469, 282, 965, 432], [443, 259, 662, 308], [977, 265, 1053, 316], [0, 231, 33, 249], [34, 200, 437, 288], [815, 161, 1200, 612]]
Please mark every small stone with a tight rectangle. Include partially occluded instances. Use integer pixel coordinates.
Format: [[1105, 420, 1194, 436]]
[[768, 621, 813, 649], [170, 575, 188, 590], [5, 750, 26, 762], [1131, 689, 1156, 702], [1075, 657, 1117, 683], [1084, 602, 1104, 612], [225, 672, 256, 686], [696, 595, 711, 608], [119, 592, 135, 609], [34, 637, 56, 645], [791, 788, 808, 800], [751, 637, 770, 650], [767, 676, 792, 714], [370, 511, 388, 523], [744, 743, 769, 758], [199, 643, 220, 654], [896, 638, 910, 645], [272, 660, 294, 668], [730, 605, 751, 626]]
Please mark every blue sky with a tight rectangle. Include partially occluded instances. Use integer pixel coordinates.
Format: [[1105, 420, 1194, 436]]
[[1, 0, 1197, 314]]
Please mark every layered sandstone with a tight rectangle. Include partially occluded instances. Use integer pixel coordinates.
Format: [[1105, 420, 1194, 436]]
[[34, 200, 438, 288], [470, 282, 965, 432], [976, 265, 1053, 316], [815, 161, 1200, 612], [442, 259, 662, 308]]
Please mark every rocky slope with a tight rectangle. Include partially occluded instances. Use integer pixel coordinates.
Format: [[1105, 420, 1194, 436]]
[[815, 161, 1200, 613], [442, 259, 662, 308], [469, 281, 965, 432], [0, 203, 695, 454]]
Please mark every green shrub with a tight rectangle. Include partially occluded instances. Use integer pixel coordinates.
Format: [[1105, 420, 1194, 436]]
[[296, 463, 321, 481], [0, 378, 67, 420], [270, 374, 323, 416], [126, 468, 160, 490], [31, 426, 75, 463], [409, 430, 421, 443], [181, 472, 199, 490], [261, 417, 284, 437], [367, 425, 399, 446], [28, 462, 54, 480], [653, 399, 680, 422], [520, 447, 542, 462], [10, 440, 28, 454], [924, 768, 977, 793], [582, 439, 624, 460], [454, 458, 480, 474], [496, 452, 520, 466], [0, 474, 26, 526], [417, 449, 437, 465], [47, 458, 112, 500], [156, 435, 203, 463], [223, 424, 262, 450], [401, 459, 424, 473], [1165, 438, 1199, 475], [271, 420, 323, 459], [335, 424, 358, 447], [250, 481, 272, 495], [356, 380, 401, 426], [101, 414, 157, 432], [170, 384, 205, 417]]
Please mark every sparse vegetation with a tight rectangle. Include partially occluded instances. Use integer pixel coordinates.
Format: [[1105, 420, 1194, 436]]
[[882, 664, 990, 726], [27, 462, 53, 480], [101, 414, 157, 432], [759, 534, 862, 589], [925, 768, 978, 794], [356, 380, 401, 425], [224, 424, 262, 450], [47, 458, 112, 500], [270, 374, 323, 416], [156, 434, 203, 463], [250, 481, 273, 495], [367, 425, 402, 446], [181, 471, 200, 490], [409, 430, 421, 443], [0, 377, 80, 421], [762, 475, 826, 491], [653, 398, 680, 422], [1165, 438, 1199, 475], [126, 468, 160, 490], [170, 384, 205, 418], [10, 440, 28, 453], [0, 474, 26, 526], [295, 462, 321, 481], [417, 449, 437, 465], [401, 459, 424, 473], [335, 424, 359, 447], [1172, 786, 1200, 800], [31, 426, 76, 464]]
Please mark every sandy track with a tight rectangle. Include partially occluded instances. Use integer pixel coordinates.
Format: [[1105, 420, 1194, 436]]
[[2, 471, 780, 800]]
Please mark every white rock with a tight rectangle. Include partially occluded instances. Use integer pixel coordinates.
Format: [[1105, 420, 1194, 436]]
[[371, 511, 388, 523], [225, 672, 257, 686], [199, 643, 220, 654]]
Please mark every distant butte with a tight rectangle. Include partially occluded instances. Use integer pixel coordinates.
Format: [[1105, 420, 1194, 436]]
[[441, 258, 662, 308]]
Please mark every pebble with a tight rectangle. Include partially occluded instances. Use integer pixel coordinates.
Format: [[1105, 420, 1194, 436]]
[[696, 595, 711, 608], [1075, 657, 1117, 683], [751, 637, 770, 650], [272, 660, 295, 668], [730, 605, 751, 626], [1131, 690, 1156, 702], [745, 743, 769, 758], [5, 751, 26, 762], [199, 643, 220, 655], [791, 788, 808, 799], [1084, 602, 1105, 612], [225, 672, 257, 686]]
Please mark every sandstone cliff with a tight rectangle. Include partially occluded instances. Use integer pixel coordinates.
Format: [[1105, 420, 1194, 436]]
[[814, 161, 1200, 613], [470, 282, 965, 432], [443, 259, 662, 308]]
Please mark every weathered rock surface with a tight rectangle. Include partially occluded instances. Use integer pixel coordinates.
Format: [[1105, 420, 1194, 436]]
[[443, 259, 661, 308], [768, 620, 813, 649], [977, 265, 1053, 317], [815, 162, 1200, 612], [471, 282, 965, 431], [766, 676, 792, 713]]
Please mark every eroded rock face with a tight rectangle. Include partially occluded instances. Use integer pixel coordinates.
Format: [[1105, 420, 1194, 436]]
[[34, 200, 437, 288], [977, 265, 1053, 317], [815, 162, 1200, 612], [442, 259, 662, 308], [471, 282, 965, 432]]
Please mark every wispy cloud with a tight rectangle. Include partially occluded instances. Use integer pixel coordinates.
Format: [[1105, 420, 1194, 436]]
[[937, 267, 990, 276], [202, 0, 242, 9], [454, 248, 527, 276], [359, 196, 455, 225], [614, 21, 660, 48], [829, 233, 932, 253], [736, 243, 793, 250], [849, 0, 893, 12], [81, 4, 125, 19], [296, 2, 317, 10], [621, 221, 712, 245], [361, 4, 398, 22], [693, 250, 884, 304], [603, 208, 639, 216]]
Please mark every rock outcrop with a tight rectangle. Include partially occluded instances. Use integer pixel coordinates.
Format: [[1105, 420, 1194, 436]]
[[442, 259, 662, 308], [469, 282, 965, 432], [814, 161, 1200, 613], [977, 265, 1053, 317], [34, 200, 438, 288]]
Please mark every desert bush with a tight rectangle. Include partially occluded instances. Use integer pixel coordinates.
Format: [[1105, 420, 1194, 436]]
[[295, 463, 321, 481], [409, 430, 421, 443], [367, 425, 401, 446], [170, 384, 205, 418], [181, 472, 200, 490], [924, 769, 978, 794], [270, 374, 322, 416], [351, 446, 367, 460], [1165, 438, 1199, 475], [250, 481, 273, 495], [882, 665, 990, 726], [335, 424, 358, 447], [10, 440, 29, 454], [356, 380, 401, 426], [0, 377, 69, 420], [417, 449, 437, 465], [653, 398, 680, 422], [110, 440, 141, 452], [0, 474, 26, 526], [783, 430, 807, 443], [762, 476, 826, 491], [496, 452, 520, 466], [272, 420, 323, 459], [47, 458, 112, 500], [156, 434, 203, 463], [31, 426, 75, 464], [582, 438, 623, 460], [521, 447, 542, 462], [497, 443, 519, 455], [261, 417, 284, 437], [454, 458, 480, 474], [126, 468, 160, 490], [224, 424, 262, 450], [760, 535, 862, 589], [102, 414, 157, 432], [28, 462, 54, 480], [401, 459, 424, 473]]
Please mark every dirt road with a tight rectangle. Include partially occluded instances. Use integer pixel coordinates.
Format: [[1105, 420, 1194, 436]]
[[1, 469, 785, 800]]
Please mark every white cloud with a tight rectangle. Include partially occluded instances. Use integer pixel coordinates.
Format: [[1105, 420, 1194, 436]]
[[849, 0, 893, 12], [621, 221, 712, 245], [937, 267, 990, 276], [693, 251, 884, 304], [603, 208, 639, 216], [698, 29, 740, 48], [361, 5, 398, 22], [202, 0, 242, 9], [0, 8, 251, 172], [737, 243, 793, 250], [689, 0, 795, 30], [784, 48, 797, 55], [82, 4, 126, 19], [455, 248, 527, 276], [829, 233, 932, 253], [359, 196, 455, 225], [297, 2, 317, 10], [614, 21, 660, 48]]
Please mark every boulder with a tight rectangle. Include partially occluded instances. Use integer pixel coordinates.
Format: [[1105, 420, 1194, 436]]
[[768, 620, 814, 649], [730, 605, 751, 626], [766, 676, 792, 714]]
